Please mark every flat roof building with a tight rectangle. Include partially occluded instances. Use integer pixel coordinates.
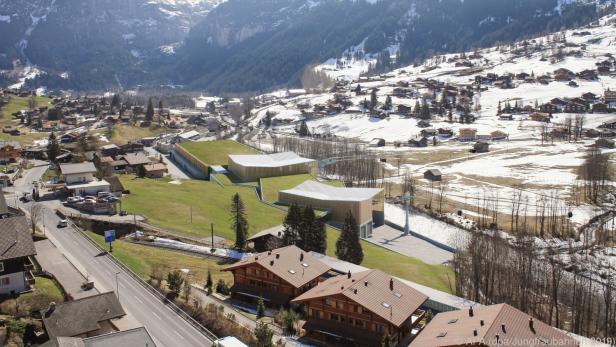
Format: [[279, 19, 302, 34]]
[[279, 181, 383, 238], [228, 152, 315, 182]]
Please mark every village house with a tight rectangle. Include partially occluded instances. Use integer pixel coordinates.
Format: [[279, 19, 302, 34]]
[[595, 138, 615, 149], [41, 292, 126, 340], [606, 89, 616, 107], [59, 162, 111, 196], [458, 128, 477, 142], [0, 216, 36, 295], [369, 138, 386, 147], [564, 101, 586, 113], [593, 102, 609, 113], [246, 226, 285, 252], [408, 136, 428, 148], [41, 327, 157, 347], [473, 141, 490, 153], [423, 169, 442, 182], [530, 112, 550, 122], [410, 304, 579, 347], [121, 152, 152, 172], [490, 130, 509, 141], [291, 269, 428, 347], [0, 141, 21, 163], [143, 163, 168, 178], [222, 245, 332, 307]]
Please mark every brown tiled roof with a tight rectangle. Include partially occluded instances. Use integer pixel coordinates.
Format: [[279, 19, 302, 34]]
[[409, 303, 579, 347], [143, 163, 167, 172], [59, 162, 97, 175], [222, 245, 331, 289], [41, 292, 125, 338], [292, 269, 428, 327], [122, 153, 151, 166], [0, 216, 36, 261]]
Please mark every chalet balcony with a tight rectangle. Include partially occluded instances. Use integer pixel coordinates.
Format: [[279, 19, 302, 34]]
[[302, 319, 387, 347], [25, 270, 36, 286]]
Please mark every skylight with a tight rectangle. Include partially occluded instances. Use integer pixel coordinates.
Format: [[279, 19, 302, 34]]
[[288, 269, 296, 274], [382, 302, 391, 308], [393, 292, 402, 298], [437, 332, 447, 338], [448, 318, 458, 324], [302, 263, 309, 267]]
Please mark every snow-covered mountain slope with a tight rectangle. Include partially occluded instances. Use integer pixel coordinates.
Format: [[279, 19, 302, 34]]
[[252, 13, 616, 143], [0, 0, 222, 90]]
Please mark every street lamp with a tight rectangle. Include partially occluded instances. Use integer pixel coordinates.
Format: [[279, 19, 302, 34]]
[[115, 272, 121, 300], [403, 192, 412, 236]]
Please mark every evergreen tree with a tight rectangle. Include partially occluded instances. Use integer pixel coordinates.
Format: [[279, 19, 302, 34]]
[[448, 110, 453, 122], [370, 89, 378, 110], [205, 268, 213, 290], [335, 212, 363, 265], [413, 100, 421, 117], [257, 296, 266, 319], [253, 321, 274, 347], [145, 97, 154, 122], [298, 206, 316, 250], [282, 204, 302, 246], [110, 94, 121, 111], [158, 100, 164, 125], [384, 96, 392, 110], [298, 120, 310, 137], [167, 270, 184, 294], [230, 193, 249, 249], [47, 132, 60, 163], [309, 219, 327, 254]]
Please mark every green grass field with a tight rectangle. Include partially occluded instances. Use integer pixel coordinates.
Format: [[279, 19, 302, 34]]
[[0, 95, 52, 145], [261, 174, 344, 203], [0, 96, 51, 120], [179, 140, 258, 165], [120, 176, 286, 240], [87, 231, 233, 285], [118, 175, 455, 293]]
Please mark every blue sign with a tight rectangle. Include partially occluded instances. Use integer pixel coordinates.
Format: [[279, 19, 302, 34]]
[[104, 230, 116, 243]]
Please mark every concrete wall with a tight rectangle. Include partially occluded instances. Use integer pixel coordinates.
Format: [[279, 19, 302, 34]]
[[228, 159, 316, 182], [64, 173, 94, 185], [170, 145, 209, 179]]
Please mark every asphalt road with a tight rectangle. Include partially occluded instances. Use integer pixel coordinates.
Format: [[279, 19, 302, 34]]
[[13, 164, 213, 347]]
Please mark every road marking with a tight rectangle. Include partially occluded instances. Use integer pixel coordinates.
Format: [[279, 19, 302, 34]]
[[152, 312, 161, 320], [133, 295, 144, 304], [174, 330, 186, 339]]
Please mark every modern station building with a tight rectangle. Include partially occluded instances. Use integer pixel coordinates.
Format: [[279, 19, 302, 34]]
[[227, 152, 315, 182], [279, 180, 383, 238]]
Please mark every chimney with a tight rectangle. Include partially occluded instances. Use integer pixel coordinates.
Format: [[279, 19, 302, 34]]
[[495, 334, 500, 343], [529, 318, 535, 332], [480, 320, 484, 326], [347, 271, 351, 279], [389, 278, 394, 291], [270, 260, 274, 266], [255, 256, 259, 260], [354, 289, 358, 294], [364, 281, 368, 287], [45, 302, 57, 318], [268, 251, 272, 255], [469, 307, 474, 317], [300, 253, 304, 261], [501, 324, 506, 333], [276, 254, 280, 259], [473, 329, 477, 337]]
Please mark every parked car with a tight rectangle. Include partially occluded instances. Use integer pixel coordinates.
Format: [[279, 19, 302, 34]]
[[57, 220, 68, 228]]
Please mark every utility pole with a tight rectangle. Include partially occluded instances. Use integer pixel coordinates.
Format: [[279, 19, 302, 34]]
[[211, 223, 215, 252], [403, 192, 413, 236]]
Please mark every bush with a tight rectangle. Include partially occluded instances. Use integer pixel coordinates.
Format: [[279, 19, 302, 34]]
[[215, 279, 230, 295]]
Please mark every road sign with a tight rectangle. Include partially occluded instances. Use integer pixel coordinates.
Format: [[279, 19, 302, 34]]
[[104, 230, 116, 243]]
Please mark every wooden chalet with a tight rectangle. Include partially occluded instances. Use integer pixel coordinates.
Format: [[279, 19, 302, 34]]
[[222, 245, 332, 306], [292, 269, 428, 347]]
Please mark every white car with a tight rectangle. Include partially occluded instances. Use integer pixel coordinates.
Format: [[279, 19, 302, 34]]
[[57, 220, 68, 228]]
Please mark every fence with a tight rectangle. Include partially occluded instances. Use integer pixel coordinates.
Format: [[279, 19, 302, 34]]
[[70, 219, 219, 342]]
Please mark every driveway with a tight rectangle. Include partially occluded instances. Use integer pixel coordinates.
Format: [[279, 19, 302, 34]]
[[35, 239, 99, 299], [144, 146, 191, 180]]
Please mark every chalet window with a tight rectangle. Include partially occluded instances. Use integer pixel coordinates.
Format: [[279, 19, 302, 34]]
[[325, 298, 334, 307], [0, 262, 3, 272], [0, 277, 9, 286], [375, 324, 385, 333], [330, 313, 339, 321], [356, 319, 364, 328], [335, 301, 341, 309]]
